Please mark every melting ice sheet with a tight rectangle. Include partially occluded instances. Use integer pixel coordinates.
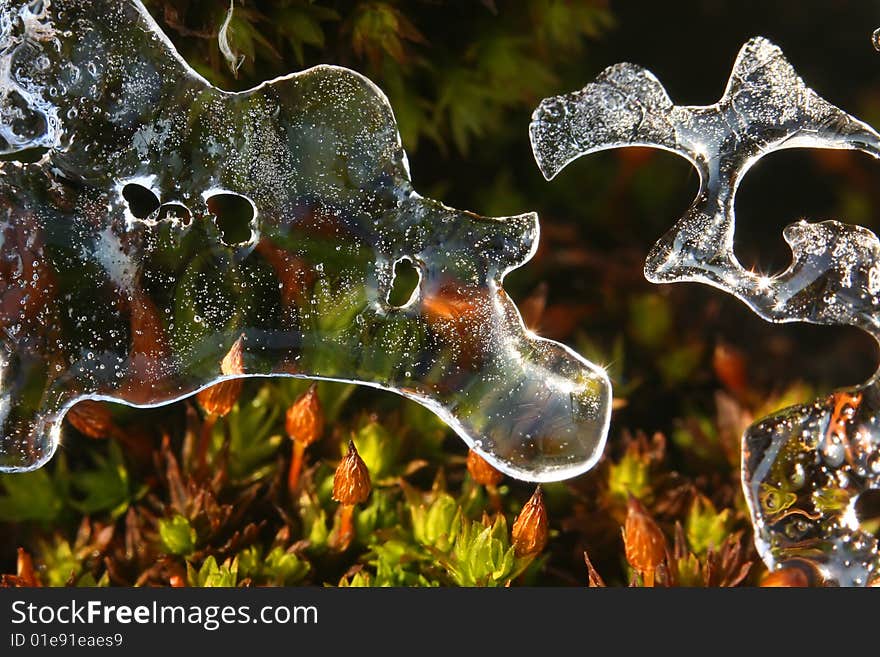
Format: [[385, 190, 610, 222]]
[[0, 0, 611, 482], [531, 37, 880, 585]]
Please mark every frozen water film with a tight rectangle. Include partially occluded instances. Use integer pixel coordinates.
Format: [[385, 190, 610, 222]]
[[531, 37, 880, 584], [0, 0, 611, 482]]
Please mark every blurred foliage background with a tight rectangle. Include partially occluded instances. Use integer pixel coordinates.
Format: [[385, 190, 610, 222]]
[[3, 0, 880, 587]]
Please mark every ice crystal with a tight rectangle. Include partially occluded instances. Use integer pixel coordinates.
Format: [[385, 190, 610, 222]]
[[0, 0, 611, 482], [531, 37, 880, 584]]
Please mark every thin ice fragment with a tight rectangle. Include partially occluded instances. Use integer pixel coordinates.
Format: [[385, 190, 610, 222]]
[[531, 37, 880, 584], [218, 1, 244, 77], [0, 0, 611, 482]]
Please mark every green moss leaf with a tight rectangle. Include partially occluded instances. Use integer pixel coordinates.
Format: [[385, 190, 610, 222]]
[[686, 495, 732, 556], [411, 493, 460, 552], [159, 515, 197, 556], [70, 441, 139, 518], [239, 545, 310, 585], [0, 467, 64, 524], [187, 556, 239, 587]]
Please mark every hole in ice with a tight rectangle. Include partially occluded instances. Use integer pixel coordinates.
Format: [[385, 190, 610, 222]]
[[0, 146, 49, 163], [387, 257, 420, 308], [206, 193, 254, 245], [2, 89, 48, 144], [158, 203, 192, 225], [734, 150, 873, 274], [854, 489, 880, 538], [122, 183, 161, 219]]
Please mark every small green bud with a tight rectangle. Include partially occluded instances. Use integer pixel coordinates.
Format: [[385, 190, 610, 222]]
[[607, 446, 652, 503], [686, 494, 731, 556], [158, 515, 196, 555], [450, 515, 515, 587], [412, 493, 459, 551], [187, 556, 238, 587]]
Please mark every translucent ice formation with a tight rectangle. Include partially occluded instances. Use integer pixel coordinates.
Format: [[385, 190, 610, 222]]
[[531, 37, 880, 584], [0, 0, 611, 482]]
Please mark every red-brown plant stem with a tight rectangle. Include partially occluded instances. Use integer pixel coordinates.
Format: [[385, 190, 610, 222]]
[[335, 504, 356, 552], [288, 440, 307, 495], [197, 414, 217, 472]]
